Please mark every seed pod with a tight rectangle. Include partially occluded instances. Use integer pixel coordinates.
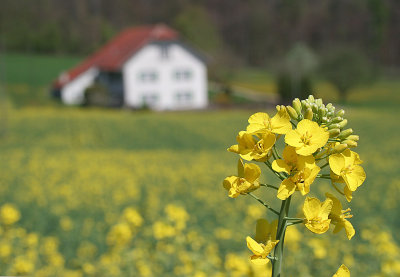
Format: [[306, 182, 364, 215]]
[[332, 143, 348, 153], [338, 119, 348, 129], [342, 139, 357, 148], [347, 135, 359, 142], [286, 106, 298, 120], [328, 123, 340, 130], [328, 128, 340, 138], [338, 128, 353, 139], [337, 109, 345, 117], [292, 98, 302, 114], [304, 108, 313, 120]]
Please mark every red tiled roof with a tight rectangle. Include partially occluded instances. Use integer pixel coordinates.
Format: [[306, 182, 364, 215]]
[[54, 24, 179, 88]]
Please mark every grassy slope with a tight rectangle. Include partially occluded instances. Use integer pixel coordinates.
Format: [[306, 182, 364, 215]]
[[1, 52, 82, 107]]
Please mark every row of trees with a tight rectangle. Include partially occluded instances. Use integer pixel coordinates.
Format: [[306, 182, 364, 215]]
[[0, 0, 399, 67]]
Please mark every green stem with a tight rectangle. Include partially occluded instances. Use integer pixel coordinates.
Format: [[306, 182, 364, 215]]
[[320, 162, 329, 170], [272, 144, 281, 159], [260, 184, 279, 190], [248, 192, 279, 216], [271, 196, 292, 277]]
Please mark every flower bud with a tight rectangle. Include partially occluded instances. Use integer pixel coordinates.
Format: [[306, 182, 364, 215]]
[[315, 98, 323, 106], [286, 106, 298, 120], [328, 123, 340, 130], [338, 128, 353, 139], [321, 116, 328, 123], [311, 103, 318, 113], [301, 100, 308, 109], [342, 139, 357, 148], [337, 109, 345, 117], [326, 103, 333, 110], [308, 95, 315, 103], [304, 108, 313, 120], [332, 143, 348, 153], [338, 119, 348, 129], [331, 117, 343, 123], [347, 135, 359, 142], [328, 128, 340, 138], [318, 105, 327, 117], [292, 98, 302, 114]]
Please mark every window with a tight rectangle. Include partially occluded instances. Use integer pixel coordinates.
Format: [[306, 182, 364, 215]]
[[175, 91, 193, 105], [174, 69, 192, 81], [141, 93, 159, 107], [161, 46, 169, 59], [138, 71, 158, 82]]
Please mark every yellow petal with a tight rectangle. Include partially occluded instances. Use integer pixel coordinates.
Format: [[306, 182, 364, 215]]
[[250, 255, 269, 265], [325, 193, 342, 216], [264, 239, 279, 254], [320, 199, 334, 219], [228, 188, 240, 198], [223, 176, 238, 191], [333, 264, 350, 277], [343, 186, 353, 202], [246, 236, 264, 255], [277, 179, 296, 200], [227, 144, 239, 153], [285, 130, 302, 148], [244, 163, 261, 183], [272, 159, 291, 174], [248, 112, 270, 125], [255, 219, 270, 243], [270, 108, 292, 134], [344, 220, 355, 240], [295, 144, 320, 156], [237, 159, 245, 177], [296, 119, 315, 134], [303, 197, 321, 220], [282, 146, 298, 164], [329, 154, 345, 175]]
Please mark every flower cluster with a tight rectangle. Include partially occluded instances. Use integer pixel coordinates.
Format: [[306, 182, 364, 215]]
[[223, 95, 366, 276]]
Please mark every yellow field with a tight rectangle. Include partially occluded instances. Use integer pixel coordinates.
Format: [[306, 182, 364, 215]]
[[0, 105, 399, 276]]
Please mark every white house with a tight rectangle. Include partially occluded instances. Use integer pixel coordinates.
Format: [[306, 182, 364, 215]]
[[52, 24, 208, 110]]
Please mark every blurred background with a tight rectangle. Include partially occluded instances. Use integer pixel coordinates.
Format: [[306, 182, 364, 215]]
[[0, 0, 399, 276]]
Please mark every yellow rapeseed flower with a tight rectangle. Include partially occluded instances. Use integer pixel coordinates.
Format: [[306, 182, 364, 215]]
[[0, 204, 21, 225], [106, 223, 132, 246], [285, 119, 329, 156], [246, 236, 278, 265], [326, 193, 355, 240], [272, 146, 320, 199], [246, 218, 279, 265], [333, 264, 350, 277], [303, 197, 333, 234], [223, 159, 261, 198], [246, 108, 292, 135], [228, 131, 275, 162], [329, 149, 366, 193]]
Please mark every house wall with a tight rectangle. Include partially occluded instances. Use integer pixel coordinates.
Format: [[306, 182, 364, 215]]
[[61, 68, 99, 105], [122, 43, 207, 110]]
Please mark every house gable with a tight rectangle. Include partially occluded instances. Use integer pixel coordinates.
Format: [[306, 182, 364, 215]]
[[122, 41, 207, 110]]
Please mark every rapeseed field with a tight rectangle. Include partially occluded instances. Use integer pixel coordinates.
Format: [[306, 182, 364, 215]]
[[0, 105, 399, 276]]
